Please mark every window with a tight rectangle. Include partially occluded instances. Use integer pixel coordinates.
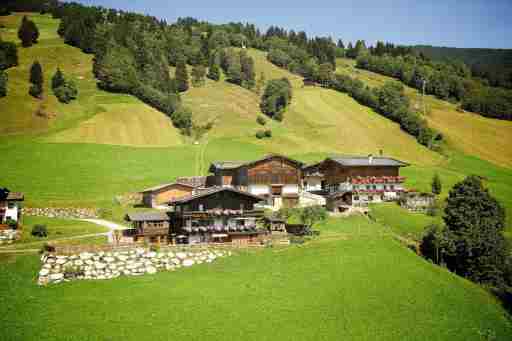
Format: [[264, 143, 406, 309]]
[[199, 204, 204, 211], [384, 185, 387, 190], [390, 185, 395, 190], [240, 203, 245, 210], [366, 185, 371, 190], [372, 185, 377, 190], [7, 202, 15, 209], [353, 196, 359, 201]]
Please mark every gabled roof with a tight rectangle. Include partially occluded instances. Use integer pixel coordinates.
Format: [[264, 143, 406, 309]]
[[140, 182, 194, 193], [175, 176, 208, 188], [302, 162, 324, 176], [209, 154, 304, 172], [242, 154, 304, 168], [125, 211, 170, 222], [325, 155, 409, 167], [171, 187, 264, 205], [7, 192, 24, 201]]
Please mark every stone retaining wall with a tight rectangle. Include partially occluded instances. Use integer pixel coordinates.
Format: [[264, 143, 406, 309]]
[[38, 248, 232, 285], [24, 207, 98, 219], [0, 229, 19, 245]]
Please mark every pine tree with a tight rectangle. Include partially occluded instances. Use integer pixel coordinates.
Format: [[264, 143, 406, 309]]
[[207, 61, 220, 81], [51, 68, 65, 90], [431, 173, 442, 195], [29, 60, 43, 98], [175, 54, 189, 92], [240, 53, 255, 89], [441, 176, 509, 287], [191, 64, 206, 87], [0, 69, 7, 97], [227, 54, 242, 85], [18, 16, 39, 47]]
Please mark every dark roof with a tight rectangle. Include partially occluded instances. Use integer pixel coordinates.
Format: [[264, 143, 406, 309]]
[[170, 187, 264, 205], [125, 211, 170, 222], [208, 161, 246, 172], [140, 182, 194, 193], [6, 192, 24, 201], [209, 154, 304, 172], [175, 176, 208, 188], [243, 154, 304, 168], [303, 162, 324, 176], [326, 156, 409, 167]]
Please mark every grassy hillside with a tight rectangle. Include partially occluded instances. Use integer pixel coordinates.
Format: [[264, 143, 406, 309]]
[[1, 216, 510, 341], [336, 58, 512, 169], [0, 13, 183, 147]]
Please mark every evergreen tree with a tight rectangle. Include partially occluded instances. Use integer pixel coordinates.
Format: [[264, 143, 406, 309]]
[[337, 39, 345, 49], [175, 54, 189, 92], [207, 52, 221, 81], [17, 16, 39, 47], [0, 69, 7, 97], [227, 54, 242, 85], [441, 176, 509, 287], [51, 68, 65, 90], [191, 64, 206, 87], [240, 52, 255, 89], [29, 60, 43, 98], [255, 71, 266, 95], [431, 173, 442, 195]]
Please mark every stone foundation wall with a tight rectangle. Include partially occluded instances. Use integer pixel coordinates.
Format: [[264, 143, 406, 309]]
[[38, 248, 232, 285], [0, 229, 19, 245], [24, 207, 98, 219]]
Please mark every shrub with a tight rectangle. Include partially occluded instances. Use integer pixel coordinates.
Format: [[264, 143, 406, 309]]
[[255, 130, 265, 139], [29, 84, 42, 98], [256, 115, 266, 126], [6, 218, 17, 229], [40, 243, 55, 254], [150, 244, 160, 252], [264, 129, 272, 138], [54, 81, 78, 103], [64, 264, 83, 279], [31, 224, 48, 238]]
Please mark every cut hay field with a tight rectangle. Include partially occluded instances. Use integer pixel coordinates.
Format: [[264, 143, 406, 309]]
[[1, 216, 510, 341], [0, 13, 183, 147], [336, 58, 512, 169]]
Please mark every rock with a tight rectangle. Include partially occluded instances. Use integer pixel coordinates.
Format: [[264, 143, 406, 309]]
[[80, 252, 93, 260], [104, 257, 115, 263], [183, 259, 195, 267], [49, 273, 64, 281], [146, 267, 157, 274], [146, 252, 157, 258], [56, 258, 67, 265], [94, 262, 106, 270], [117, 255, 128, 262], [39, 269, 50, 276], [176, 252, 187, 260]]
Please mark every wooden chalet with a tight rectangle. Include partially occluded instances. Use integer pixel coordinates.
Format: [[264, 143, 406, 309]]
[[168, 187, 266, 245], [125, 212, 170, 243], [320, 155, 409, 212], [208, 154, 304, 210], [139, 176, 208, 208], [0, 188, 24, 229], [302, 162, 326, 194]]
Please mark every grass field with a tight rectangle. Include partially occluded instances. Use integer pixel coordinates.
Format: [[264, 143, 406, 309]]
[[0, 13, 183, 147], [369, 203, 442, 240], [336, 58, 512, 169], [1, 216, 510, 341]]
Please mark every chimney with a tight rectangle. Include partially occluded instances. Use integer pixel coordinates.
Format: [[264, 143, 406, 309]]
[[368, 154, 373, 164]]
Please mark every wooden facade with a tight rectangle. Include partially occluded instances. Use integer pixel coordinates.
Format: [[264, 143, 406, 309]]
[[321, 159, 399, 186], [140, 183, 195, 208], [125, 212, 171, 243]]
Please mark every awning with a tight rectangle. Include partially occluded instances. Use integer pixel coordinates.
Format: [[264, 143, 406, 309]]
[[212, 233, 228, 238]]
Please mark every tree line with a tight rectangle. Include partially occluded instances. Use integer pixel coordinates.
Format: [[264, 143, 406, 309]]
[[356, 54, 512, 121]]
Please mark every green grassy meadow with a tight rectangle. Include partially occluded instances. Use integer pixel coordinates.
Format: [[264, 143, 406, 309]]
[[1, 216, 510, 341]]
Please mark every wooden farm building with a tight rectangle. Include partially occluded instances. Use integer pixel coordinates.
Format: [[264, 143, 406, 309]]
[[139, 176, 209, 208], [208, 154, 304, 210], [320, 155, 409, 212], [125, 212, 170, 243], [0, 188, 24, 229], [169, 187, 266, 245]]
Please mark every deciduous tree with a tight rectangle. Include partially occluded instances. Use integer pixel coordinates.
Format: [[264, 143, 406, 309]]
[[175, 54, 189, 92]]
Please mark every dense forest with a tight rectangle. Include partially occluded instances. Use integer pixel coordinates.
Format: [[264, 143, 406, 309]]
[[413, 45, 512, 89], [356, 54, 512, 120]]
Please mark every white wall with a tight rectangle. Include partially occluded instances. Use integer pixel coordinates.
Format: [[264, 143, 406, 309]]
[[248, 185, 270, 195], [304, 178, 322, 191], [5, 203, 19, 222], [282, 184, 299, 194]]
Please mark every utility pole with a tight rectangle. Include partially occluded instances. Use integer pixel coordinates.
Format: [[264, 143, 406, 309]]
[[422, 79, 427, 116]]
